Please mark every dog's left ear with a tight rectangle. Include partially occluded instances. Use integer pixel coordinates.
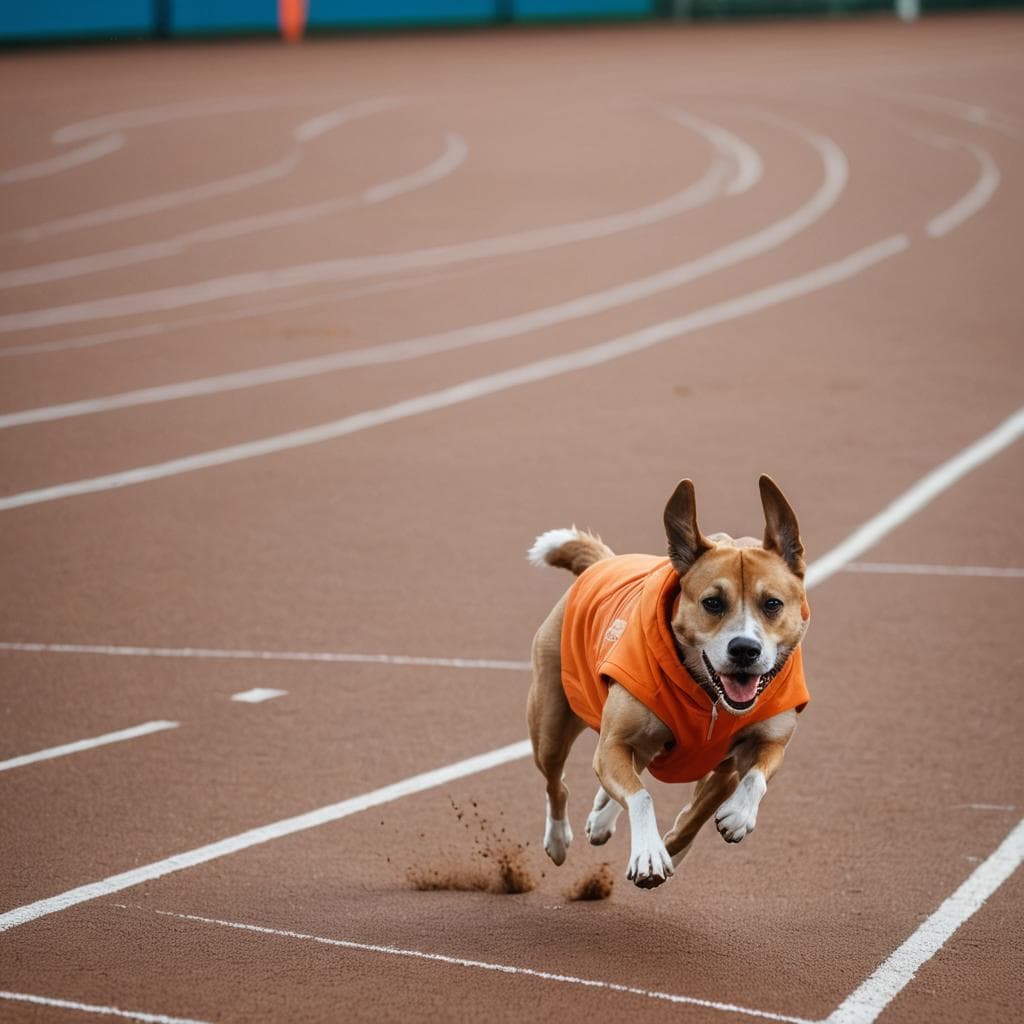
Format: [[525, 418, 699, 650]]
[[759, 475, 805, 578]]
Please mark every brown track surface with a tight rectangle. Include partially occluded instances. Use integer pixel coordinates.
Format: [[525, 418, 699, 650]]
[[1, 14, 1022, 1024]]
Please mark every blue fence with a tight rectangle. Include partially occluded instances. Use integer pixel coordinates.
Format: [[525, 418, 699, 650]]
[[0, 0, 1013, 41]]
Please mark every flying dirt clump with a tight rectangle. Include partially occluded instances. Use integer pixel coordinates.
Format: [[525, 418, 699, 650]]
[[406, 799, 537, 895], [566, 863, 614, 902]]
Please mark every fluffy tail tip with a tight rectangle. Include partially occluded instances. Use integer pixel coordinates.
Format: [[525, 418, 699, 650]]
[[527, 526, 580, 568]]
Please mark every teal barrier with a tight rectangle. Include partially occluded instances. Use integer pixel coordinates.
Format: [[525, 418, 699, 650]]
[[170, 0, 278, 34], [0, 0, 153, 39], [0, 0, 1019, 42], [514, 1, 654, 18], [308, 0, 498, 27]]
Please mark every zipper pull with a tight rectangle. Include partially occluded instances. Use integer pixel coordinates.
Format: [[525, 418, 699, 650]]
[[706, 700, 719, 741]]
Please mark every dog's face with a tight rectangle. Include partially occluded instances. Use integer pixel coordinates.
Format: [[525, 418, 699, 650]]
[[664, 476, 809, 716]]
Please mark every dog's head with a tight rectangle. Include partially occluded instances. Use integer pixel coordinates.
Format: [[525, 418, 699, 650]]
[[664, 476, 809, 716]]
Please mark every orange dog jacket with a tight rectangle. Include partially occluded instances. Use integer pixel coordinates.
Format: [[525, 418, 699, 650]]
[[561, 554, 809, 784]]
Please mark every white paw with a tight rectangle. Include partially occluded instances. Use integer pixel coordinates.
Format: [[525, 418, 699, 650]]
[[544, 815, 573, 866], [586, 799, 622, 846], [715, 771, 766, 844], [627, 838, 674, 888], [625, 791, 673, 889]]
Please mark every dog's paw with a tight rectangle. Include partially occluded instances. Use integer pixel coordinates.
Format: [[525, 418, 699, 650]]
[[625, 791, 673, 888], [626, 841, 674, 889], [715, 771, 767, 844], [544, 816, 573, 866], [586, 800, 621, 846]]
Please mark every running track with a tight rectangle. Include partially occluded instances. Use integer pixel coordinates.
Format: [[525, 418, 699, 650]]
[[1, 14, 1022, 1024]]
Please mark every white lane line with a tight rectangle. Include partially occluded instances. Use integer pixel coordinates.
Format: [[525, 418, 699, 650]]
[[9, 97, 403, 244], [0, 739, 533, 932], [135, 907, 813, 1024], [52, 94, 332, 145], [0, 234, 905, 512], [0, 133, 126, 186], [0, 155, 731, 333], [0, 990, 212, 1024], [1, 410, 1016, 932], [952, 804, 1016, 812], [843, 562, 1024, 579], [923, 136, 1000, 238], [804, 406, 1024, 589], [661, 108, 764, 195], [0, 642, 530, 671], [900, 92, 1021, 139], [0, 132, 467, 292], [824, 817, 1024, 1024], [0, 720, 178, 773], [230, 688, 287, 703], [0, 116, 842, 423], [0, 266, 465, 359]]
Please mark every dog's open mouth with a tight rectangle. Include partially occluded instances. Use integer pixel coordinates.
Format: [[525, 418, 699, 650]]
[[702, 652, 778, 712]]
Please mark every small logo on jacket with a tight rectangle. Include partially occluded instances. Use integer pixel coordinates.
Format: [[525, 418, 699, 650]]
[[604, 618, 627, 644]]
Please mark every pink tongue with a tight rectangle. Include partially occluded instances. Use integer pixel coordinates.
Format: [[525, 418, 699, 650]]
[[719, 674, 760, 704]]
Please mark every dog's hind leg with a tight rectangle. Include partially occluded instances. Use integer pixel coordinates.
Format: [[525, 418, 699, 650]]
[[663, 766, 739, 866], [585, 786, 623, 846], [528, 593, 586, 866]]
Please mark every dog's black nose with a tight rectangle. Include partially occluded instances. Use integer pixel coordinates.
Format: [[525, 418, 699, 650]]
[[727, 637, 762, 666]]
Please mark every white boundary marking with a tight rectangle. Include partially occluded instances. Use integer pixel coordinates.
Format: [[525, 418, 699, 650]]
[[0, 641, 530, 671], [0, 116, 847, 429], [0, 266, 465, 359], [923, 136, 1000, 238], [133, 907, 813, 1024], [0, 133, 126, 186], [0, 234, 905, 512], [9, 96, 403, 244], [2, 406, 1021, 932], [843, 561, 1024, 579], [0, 989, 211, 1024], [0, 133, 467, 293], [804, 406, 1024, 589], [0, 739, 532, 932], [0, 153, 731, 334], [230, 688, 287, 704], [823, 817, 1024, 1024], [0, 720, 178, 773]]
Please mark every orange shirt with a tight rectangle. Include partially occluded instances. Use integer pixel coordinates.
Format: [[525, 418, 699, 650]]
[[561, 554, 809, 784]]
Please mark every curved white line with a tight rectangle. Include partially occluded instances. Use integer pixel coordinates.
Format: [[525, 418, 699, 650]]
[[0, 133, 125, 186], [923, 136, 1000, 238], [13, 151, 303, 243], [0, 117, 843, 426], [0, 235, 908, 510], [0, 132, 467, 291], [0, 267, 467, 359], [11, 98, 404, 244], [900, 92, 1021, 139], [662, 109, 763, 195], [0, 111, 740, 327], [52, 94, 330, 144]]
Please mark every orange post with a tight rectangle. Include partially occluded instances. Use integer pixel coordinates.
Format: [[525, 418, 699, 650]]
[[278, 0, 307, 41]]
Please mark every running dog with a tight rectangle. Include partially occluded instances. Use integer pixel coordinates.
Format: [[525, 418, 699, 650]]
[[527, 476, 810, 889]]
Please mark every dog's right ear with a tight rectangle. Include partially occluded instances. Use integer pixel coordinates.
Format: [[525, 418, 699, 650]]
[[664, 479, 712, 577]]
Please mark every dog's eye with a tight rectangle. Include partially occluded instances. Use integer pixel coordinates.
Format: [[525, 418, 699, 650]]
[[764, 598, 783, 614], [701, 596, 725, 615]]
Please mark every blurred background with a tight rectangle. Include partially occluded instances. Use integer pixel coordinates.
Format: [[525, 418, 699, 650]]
[[2, 0, 1022, 43]]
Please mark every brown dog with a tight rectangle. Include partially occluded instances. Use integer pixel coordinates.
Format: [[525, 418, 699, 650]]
[[527, 476, 810, 889]]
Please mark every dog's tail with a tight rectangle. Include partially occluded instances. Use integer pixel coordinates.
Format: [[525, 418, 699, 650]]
[[527, 527, 615, 576]]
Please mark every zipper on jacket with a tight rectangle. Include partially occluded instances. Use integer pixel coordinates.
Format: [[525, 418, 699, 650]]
[[706, 699, 719, 741]]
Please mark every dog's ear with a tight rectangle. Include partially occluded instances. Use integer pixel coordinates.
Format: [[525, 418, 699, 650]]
[[664, 479, 712, 576], [760, 475, 805, 578]]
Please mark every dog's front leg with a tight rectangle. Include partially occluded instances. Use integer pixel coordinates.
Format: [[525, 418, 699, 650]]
[[713, 710, 798, 843], [594, 684, 675, 889]]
